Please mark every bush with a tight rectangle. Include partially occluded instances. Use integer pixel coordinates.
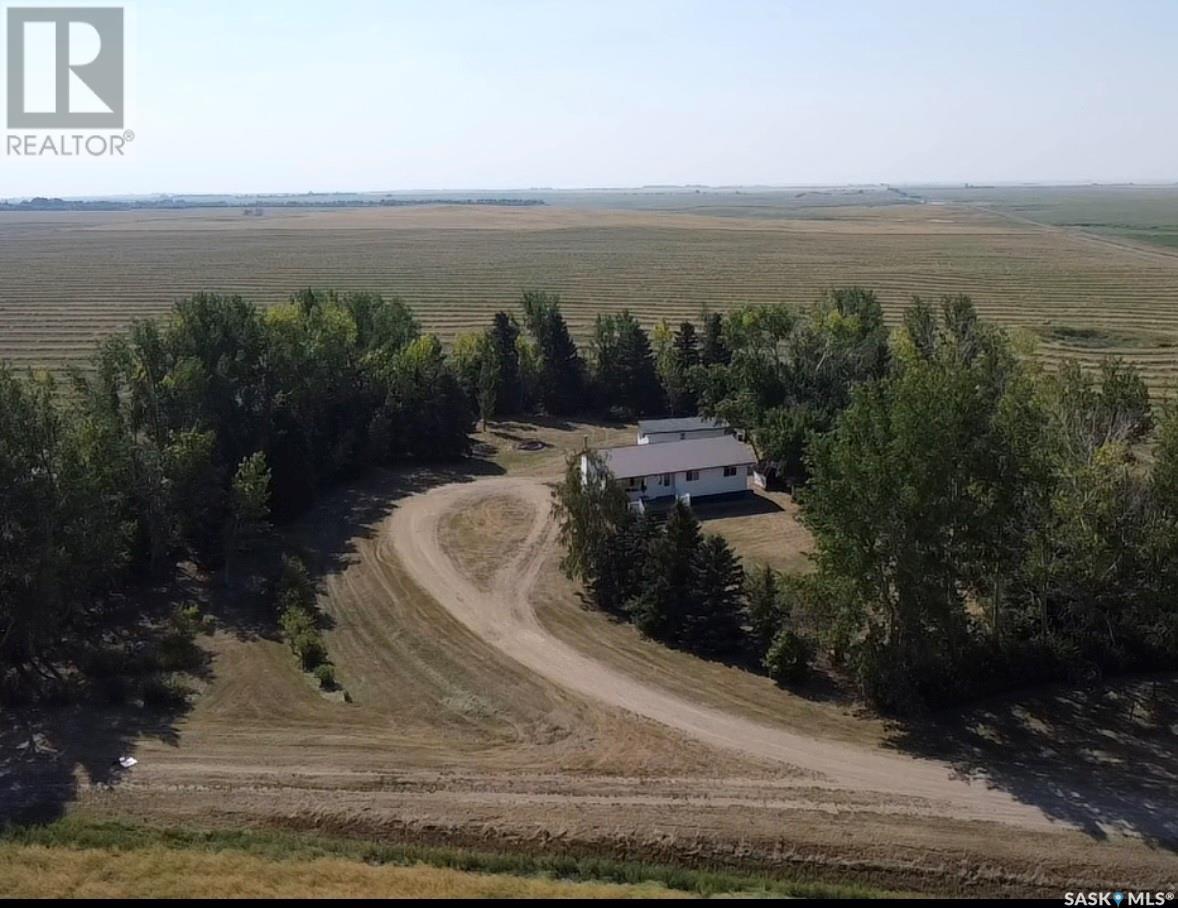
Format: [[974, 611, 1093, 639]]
[[140, 673, 192, 709], [276, 555, 316, 615], [279, 604, 327, 669], [293, 631, 327, 670], [313, 663, 337, 690], [279, 604, 317, 642], [764, 629, 814, 686], [156, 604, 206, 672]]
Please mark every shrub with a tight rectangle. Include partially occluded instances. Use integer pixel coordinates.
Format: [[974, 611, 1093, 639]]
[[156, 604, 206, 672], [279, 605, 317, 642], [764, 629, 814, 686], [295, 633, 327, 670], [313, 663, 337, 690], [276, 555, 316, 615]]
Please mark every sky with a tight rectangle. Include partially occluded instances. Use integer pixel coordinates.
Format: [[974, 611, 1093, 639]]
[[1, 0, 1176, 197]]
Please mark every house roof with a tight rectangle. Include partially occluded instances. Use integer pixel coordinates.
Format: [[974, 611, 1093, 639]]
[[636, 416, 728, 436], [601, 435, 756, 479]]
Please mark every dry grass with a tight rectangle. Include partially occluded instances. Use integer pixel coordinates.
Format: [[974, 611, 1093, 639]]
[[693, 489, 813, 574], [438, 493, 538, 590], [0, 844, 690, 898], [3, 201, 1178, 392]]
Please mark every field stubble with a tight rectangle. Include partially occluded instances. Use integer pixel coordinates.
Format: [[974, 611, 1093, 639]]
[[2, 201, 1178, 392]]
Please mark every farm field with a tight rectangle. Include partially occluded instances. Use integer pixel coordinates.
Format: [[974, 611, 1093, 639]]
[[3, 188, 1178, 392], [916, 184, 1178, 250], [6, 419, 1175, 898]]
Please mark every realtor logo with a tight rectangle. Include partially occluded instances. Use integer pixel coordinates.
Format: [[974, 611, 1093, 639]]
[[6, 6, 124, 128]]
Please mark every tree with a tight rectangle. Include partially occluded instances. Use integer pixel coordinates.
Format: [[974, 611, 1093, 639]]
[[552, 448, 633, 588], [803, 300, 1047, 710], [590, 311, 663, 417], [476, 337, 499, 431], [744, 563, 782, 652], [450, 331, 487, 406], [0, 367, 130, 679], [224, 451, 272, 585], [700, 309, 730, 366], [520, 291, 585, 415], [628, 502, 702, 644], [765, 627, 814, 685], [488, 311, 523, 414], [664, 321, 700, 415], [612, 310, 669, 414], [688, 535, 746, 656], [369, 335, 473, 460]]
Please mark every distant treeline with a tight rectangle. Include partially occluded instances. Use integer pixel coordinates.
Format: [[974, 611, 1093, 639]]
[[0, 196, 546, 212]]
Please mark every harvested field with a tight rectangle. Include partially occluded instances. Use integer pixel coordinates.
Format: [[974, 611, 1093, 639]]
[[3, 196, 1178, 392]]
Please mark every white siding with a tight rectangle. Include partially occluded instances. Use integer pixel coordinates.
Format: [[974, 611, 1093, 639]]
[[677, 465, 749, 498], [618, 465, 749, 502], [638, 427, 730, 445]]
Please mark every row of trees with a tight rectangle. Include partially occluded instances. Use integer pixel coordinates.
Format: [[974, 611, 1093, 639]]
[[453, 287, 891, 486], [0, 290, 473, 698], [6, 284, 1176, 714], [553, 292, 1178, 713]]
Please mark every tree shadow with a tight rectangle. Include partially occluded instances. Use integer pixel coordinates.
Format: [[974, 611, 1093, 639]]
[[202, 456, 506, 642], [885, 674, 1178, 848], [284, 457, 505, 586], [1, 455, 504, 830], [693, 491, 785, 521], [0, 700, 187, 827], [489, 415, 580, 433]]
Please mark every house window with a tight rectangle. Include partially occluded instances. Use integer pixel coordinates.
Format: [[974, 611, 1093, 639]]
[[659, 472, 672, 486], [685, 469, 700, 482], [679, 432, 686, 440], [746, 465, 754, 476], [723, 465, 738, 477]]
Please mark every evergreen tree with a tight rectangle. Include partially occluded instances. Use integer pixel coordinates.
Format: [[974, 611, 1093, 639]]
[[689, 534, 747, 656], [744, 563, 782, 652], [700, 310, 730, 366], [628, 502, 702, 644], [488, 311, 522, 414], [614, 312, 663, 416], [520, 291, 584, 415], [665, 321, 700, 415]]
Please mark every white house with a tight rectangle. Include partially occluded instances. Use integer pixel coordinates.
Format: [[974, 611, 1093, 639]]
[[636, 416, 730, 445], [583, 434, 757, 512]]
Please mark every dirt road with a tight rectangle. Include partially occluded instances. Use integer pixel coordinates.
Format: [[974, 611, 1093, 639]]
[[389, 476, 1085, 833]]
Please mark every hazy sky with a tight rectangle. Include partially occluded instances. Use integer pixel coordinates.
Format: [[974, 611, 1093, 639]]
[[2, 0, 1176, 196]]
